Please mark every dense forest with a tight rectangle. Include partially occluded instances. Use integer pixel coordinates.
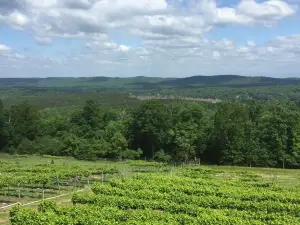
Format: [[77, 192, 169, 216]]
[[1, 98, 300, 168], [1, 75, 300, 168]]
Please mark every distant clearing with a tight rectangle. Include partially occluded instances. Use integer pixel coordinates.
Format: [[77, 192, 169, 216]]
[[130, 95, 222, 103]]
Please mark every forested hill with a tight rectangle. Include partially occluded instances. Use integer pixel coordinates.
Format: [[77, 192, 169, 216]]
[[2, 75, 300, 105], [156, 75, 300, 88], [1, 75, 300, 89]]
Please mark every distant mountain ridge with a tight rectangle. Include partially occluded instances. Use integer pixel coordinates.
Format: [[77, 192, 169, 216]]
[[155, 75, 300, 88], [0, 75, 300, 89]]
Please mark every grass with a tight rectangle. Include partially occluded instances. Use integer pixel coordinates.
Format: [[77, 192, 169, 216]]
[[0, 154, 131, 173], [214, 165, 300, 187], [0, 212, 9, 224]]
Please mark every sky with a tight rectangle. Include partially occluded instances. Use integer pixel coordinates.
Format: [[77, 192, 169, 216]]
[[0, 0, 299, 78]]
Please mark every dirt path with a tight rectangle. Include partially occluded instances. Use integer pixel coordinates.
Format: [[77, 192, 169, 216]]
[[0, 216, 9, 225], [0, 218, 8, 223]]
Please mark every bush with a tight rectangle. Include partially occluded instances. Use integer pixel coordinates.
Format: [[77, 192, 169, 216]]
[[154, 150, 172, 163], [120, 148, 142, 160], [17, 139, 36, 154]]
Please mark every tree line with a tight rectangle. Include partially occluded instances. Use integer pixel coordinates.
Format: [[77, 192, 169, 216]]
[[1, 99, 300, 168]]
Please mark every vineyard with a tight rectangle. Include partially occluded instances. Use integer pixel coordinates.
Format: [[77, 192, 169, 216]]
[[9, 166, 300, 225], [0, 155, 121, 214]]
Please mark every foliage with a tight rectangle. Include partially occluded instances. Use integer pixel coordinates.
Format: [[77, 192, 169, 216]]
[[10, 172, 300, 224], [0, 97, 300, 167], [154, 150, 172, 163]]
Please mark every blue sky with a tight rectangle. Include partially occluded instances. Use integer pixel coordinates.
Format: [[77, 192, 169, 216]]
[[0, 0, 300, 78]]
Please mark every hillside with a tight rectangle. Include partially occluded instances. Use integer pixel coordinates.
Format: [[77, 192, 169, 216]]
[[1, 75, 300, 89], [153, 75, 300, 88], [1, 75, 300, 107], [0, 76, 171, 89]]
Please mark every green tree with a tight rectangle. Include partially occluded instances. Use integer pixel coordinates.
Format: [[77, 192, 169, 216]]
[[154, 150, 172, 163], [208, 102, 248, 165], [257, 103, 290, 167], [0, 100, 8, 151], [119, 148, 142, 160], [34, 136, 63, 156], [171, 103, 207, 162], [8, 102, 39, 147], [60, 132, 81, 156], [129, 100, 170, 159], [17, 138, 36, 155], [71, 100, 103, 129]]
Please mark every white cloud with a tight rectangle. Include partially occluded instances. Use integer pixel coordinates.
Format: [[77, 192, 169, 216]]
[[95, 60, 114, 64], [212, 39, 235, 51], [195, 0, 296, 26], [119, 45, 130, 52], [142, 36, 208, 49], [212, 50, 221, 59], [2, 33, 300, 78], [237, 0, 296, 19], [14, 53, 25, 59], [8, 10, 29, 26], [237, 46, 249, 53], [104, 42, 118, 49], [84, 34, 119, 51], [1, 0, 295, 39], [0, 44, 11, 54], [35, 37, 53, 45], [0, 0, 299, 77], [267, 46, 275, 53], [267, 35, 300, 54], [111, 0, 167, 11], [0, 10, 29, 28], [215, 7, 253, 25], [85, 40, 118, 50], [247, 41, 256, 47]]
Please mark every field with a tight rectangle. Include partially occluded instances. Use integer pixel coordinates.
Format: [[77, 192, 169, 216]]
[[0, 155, 300, 224], [130, 94, 222, 103]]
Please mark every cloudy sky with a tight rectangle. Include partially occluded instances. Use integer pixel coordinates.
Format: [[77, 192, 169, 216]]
[[0, 0, 299, 78]]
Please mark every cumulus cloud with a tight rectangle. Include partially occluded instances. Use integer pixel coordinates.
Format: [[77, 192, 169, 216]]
[[0, 44, 11, 54], [237, 0, 296, 19], [35, 37, 53, 45], [119, 45, 130, 52], [85, 40, 118, 50], [195, 0, 297, 26], [0, 10, 29, 28], [212, 39, 235, 51], [1, 0, 296, 38], [267, 35, 300, 54], [237, 46, 250, 53], [0, 0, 299, 77], [247, 41, 256, 47], [14, 53, 26, 59], [212, 51, 221, 59], [95, 60, 115, 64]]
